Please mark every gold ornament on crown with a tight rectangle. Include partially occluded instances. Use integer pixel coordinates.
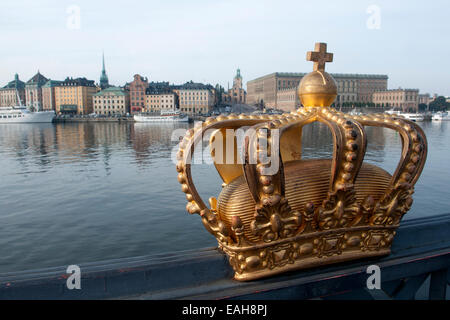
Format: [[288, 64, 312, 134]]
[[176, 42, 428, 281]]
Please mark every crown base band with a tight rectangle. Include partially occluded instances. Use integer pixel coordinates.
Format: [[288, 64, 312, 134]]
[[231, 248, 391, 281], [220, 225, 397, 281]]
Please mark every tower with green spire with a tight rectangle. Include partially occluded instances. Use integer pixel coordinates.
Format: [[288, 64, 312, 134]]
[[99, 52, 109, 89], [233, 68, 242, 89], [236, 68, 241, 79]]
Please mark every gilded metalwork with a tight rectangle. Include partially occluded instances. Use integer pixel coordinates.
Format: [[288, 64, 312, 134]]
[[176, 42, 428, 281], [298, 42, 337, 107]]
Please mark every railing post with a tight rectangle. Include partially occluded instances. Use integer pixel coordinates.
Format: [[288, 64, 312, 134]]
[[429, 268, 448, 300]]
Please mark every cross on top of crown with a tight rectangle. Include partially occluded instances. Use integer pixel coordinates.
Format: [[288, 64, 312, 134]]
[[307, 43, 333, 72]]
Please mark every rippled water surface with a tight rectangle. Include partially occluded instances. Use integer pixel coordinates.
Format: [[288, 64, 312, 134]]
[[0, 121, 448, 273]]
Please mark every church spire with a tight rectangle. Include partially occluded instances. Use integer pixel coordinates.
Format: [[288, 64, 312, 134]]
[[102, 52, 106, 73], [232, 68, 243, 90], [236, 68, 241, 79], [100, 51, 109, 89]]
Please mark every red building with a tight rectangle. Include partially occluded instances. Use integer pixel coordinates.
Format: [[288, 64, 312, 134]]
[[127, 74, 148, 114]]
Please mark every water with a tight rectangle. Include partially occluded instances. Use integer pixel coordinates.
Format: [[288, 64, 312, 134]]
[[0, 120, 448, 273]]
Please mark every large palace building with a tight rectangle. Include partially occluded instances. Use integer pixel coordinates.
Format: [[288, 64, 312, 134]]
[[247, 72, 388, 111], [372, 88, 419, 112]]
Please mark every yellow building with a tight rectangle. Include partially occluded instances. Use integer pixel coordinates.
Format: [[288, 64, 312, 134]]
[[173, 82, 215, 115], [145, 92, 177, 113], [55, 77, 97, 115], [93, 86, 130, 115], [42, 80, 62, 111]]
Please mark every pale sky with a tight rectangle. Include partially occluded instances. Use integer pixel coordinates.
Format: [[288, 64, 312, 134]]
[[0, 0, 449, 95]]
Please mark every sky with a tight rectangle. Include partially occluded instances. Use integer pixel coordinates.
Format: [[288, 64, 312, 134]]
[[0, 0, 449, 95]]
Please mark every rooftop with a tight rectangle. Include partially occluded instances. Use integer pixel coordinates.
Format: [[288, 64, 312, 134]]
[[373, 88, 419, 93], [58, 77, 95, 87], [26, 71, 48, 86], [146, 81, 172, 94], [42, 79, 62, 88], [93, 86, 127, 96], [248, 72, 389, 83], [171, 81, 214, 90], [2, 74, 25, 90]]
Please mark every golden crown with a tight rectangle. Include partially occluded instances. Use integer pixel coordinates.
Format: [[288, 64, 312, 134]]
[[176, 43, 428, 281]]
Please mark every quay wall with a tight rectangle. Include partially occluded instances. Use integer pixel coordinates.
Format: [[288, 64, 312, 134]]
[[0, 213, 448, 299], [54, 117, 134, 123], [53, 109, 431, 123]]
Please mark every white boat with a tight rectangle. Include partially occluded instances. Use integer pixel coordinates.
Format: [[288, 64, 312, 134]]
[[432, 111, 450, 121], [384, 109, 425, 122], [0, 107, 55, 123], [0, 89, 55, 123], [348, 108, 362, 116], [134, 109, 189, 122], [402, 113, 425, 122]]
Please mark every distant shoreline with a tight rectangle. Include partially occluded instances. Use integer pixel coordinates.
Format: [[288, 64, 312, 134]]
[[53, 116, 206, 123], [53, 116, 134, 123]]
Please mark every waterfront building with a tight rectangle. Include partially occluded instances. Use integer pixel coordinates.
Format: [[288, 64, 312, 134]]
[[172, 81, 215, 115], [93, 86, 129, 115], [25, 71, 48, 111], [246, 72, 388, 109], [0, 74, 26, 107], [428, 94, 438, 104], [335, 75, 359, 107], [145, 83, 178, 113], [356, 76, 388, 104], [127, 74, 149, 114], [276, 87, 300, 112], [99, 53, 109, 90], [145, 92, 178, 113], [54, 77, 97, 115], [42, 80, 62, 111], [418, 93, 431, 107], [214, 84, 225, 105], [372, 88, 419, 111], [222, 69, 246, 105]]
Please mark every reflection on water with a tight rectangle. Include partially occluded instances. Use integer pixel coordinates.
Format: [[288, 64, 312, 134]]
[[0, 121, 447, 273]]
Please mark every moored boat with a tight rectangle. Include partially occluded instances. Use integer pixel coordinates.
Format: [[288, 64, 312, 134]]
[[0, 89, 55, 123], [385, 109, 425, 122], [402, 113, 425, 122], [134, 109, 189, 122], [348, 108, 362, 116], [0, 106, 55, 123], [432, 111, 450, 121]]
